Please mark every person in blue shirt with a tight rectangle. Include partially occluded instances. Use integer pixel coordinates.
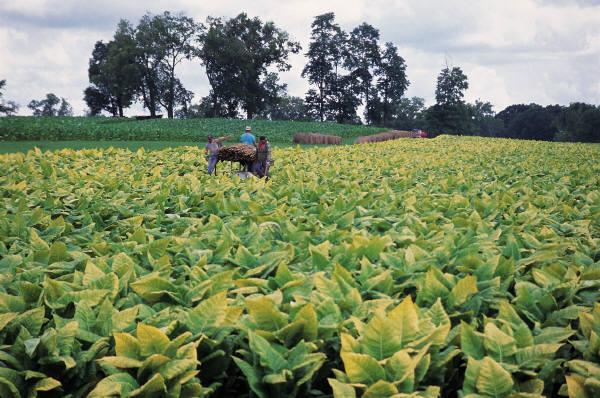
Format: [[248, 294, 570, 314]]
[[240, 126, 256, 146]]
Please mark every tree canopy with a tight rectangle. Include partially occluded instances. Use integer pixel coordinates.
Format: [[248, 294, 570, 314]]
[[0, 80, 19, 116], [28, 94, 73, 117]]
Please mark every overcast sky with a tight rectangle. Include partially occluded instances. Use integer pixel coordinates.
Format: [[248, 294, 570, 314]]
[[1, 0, 599, 116]]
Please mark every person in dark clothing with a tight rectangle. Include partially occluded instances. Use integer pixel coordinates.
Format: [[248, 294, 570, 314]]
[[254, 136, 272, 178]]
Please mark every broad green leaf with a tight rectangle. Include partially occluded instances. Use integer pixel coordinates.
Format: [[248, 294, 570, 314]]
[[233, 357, 267, 398], [328, 378, 356, 398], [362, 311, 402, 360], [137, 324, 170, 356], [129, 373, 167, 397], [248, 332, 288, 372], [88, 373, 139, 398], [246, 295, 288, 332], [449, 275, 478, 307], [476, 357, 513, 398], [363, 380, 398, 397], [341, 352, 385, 384], [114, 332, 140, 359], [483, 323, 517, 362], [389, 296, 419, 346], [461, 322, 485, 360]]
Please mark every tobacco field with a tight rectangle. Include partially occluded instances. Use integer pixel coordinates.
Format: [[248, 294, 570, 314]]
[[0, 136, 599, 398], [0, 117, 385, 143]]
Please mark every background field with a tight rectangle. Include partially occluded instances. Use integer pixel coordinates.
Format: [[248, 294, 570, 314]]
[[0, 116, 387, 146], [1, 136, 599, 397]]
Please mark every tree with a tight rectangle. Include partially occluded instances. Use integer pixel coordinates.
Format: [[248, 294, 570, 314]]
[[84, 21, 140, 117], [346, 23, 381, 124], [302, 13, 343, 122], [106, 20, 141, 116], [427, 65, 470, 134], [388, 97, 426, 130], [327, 73, 362, 124], [135, 12, 201, 118], [467, 100, 504, 136], [200, 13, 300, 119], [258, 95, 312, 121], [83, 86, 111, 116], [375, 42, 409, 126], [198, 17, 242, 118], [28, 94, 73, 116], [426, 103, 470, 135], [507, 105, 557, 141], [141, 12, 202, 118], [85, 41, 118, 116], [435, 66, 469, 106], [0, 80, 19, 116], [558, 102, 600, 142], [495, 104, 531, 127]]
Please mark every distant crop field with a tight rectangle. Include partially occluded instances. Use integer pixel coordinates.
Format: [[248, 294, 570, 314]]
[[0, 136, 599, 397], [0, 116, 387, 143]]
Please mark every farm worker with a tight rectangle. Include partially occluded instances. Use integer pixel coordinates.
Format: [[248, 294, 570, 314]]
[[240, 126, 256, 146], [254, 136, 272, 178], [205, 135, 220, 175]]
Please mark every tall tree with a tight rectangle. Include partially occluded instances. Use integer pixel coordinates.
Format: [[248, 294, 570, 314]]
[[327, 73, 362, 124], [83, 86, 112, 116], [135, 13, 164, 117], [435, 65, 469, 106], [28, 94, 73, 116], [376, 42, 409, 126], [0, 80, 19, 116], [135, 12, 201, 118], [302, 13, 343, 122], [426, 65, 470, 134], [84, 21, 140, 117], [346, 23, 381, 124], [200, 13, 300, 119], [388, 96, 426, 130], [107, 20, 141, 116], [199, 17, 242, 118], [85, 41, 118, 116], [467, 100, 504, 136]]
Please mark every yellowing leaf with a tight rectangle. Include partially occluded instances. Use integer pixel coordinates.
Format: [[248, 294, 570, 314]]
[[137, 324, 170, 356], [340, 352, 385, 384]]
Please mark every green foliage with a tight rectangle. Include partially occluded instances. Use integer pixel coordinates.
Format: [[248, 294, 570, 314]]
[[0, 79, 19, 116], [199, 13, 300, 119], [0, 116, 385, 143], [27, 94, 73, 117], [0, 136, 599, 397]]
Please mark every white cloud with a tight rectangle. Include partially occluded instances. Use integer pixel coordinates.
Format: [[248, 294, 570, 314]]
[[1, 0, 599, 116]]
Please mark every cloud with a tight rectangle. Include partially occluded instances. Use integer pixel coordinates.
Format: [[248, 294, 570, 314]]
[[1, 0, 599, 116]]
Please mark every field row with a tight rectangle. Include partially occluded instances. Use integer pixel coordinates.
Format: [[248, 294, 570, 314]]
[[0, 117, 386, 143], [0, 137, 599, 397]]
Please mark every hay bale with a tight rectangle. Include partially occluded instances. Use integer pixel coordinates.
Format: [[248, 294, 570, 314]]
[[293, 133, 342, 145], [354, 130, 413, 144], [217, 144, 256, 163]]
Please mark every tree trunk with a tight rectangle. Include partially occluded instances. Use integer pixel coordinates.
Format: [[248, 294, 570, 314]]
[[212, 94, 219, 118], [167, 72, 175, 119], [365, 81, 370, 124], [117, 97, 124, 117], [148, 80, 157, 117], [382, 90, 388, 127], [319, 79, 324, 122]]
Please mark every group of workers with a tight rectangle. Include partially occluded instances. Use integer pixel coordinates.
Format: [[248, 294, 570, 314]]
[[205, 126, 272, 178]]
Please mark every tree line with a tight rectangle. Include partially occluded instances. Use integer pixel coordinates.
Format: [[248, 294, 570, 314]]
[[0, 11, 598, 143]]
